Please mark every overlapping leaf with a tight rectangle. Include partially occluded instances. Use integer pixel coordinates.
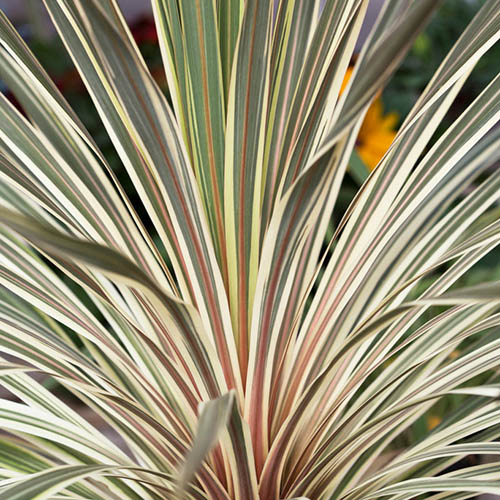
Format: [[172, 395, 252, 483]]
[[0, 0, 498, 498]]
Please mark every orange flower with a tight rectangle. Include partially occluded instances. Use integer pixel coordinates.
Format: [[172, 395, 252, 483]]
[[427, 415, 442, 431], [341, 67, 398, 170], [340, 66, 354, 94], [357, 100, 399, 170]]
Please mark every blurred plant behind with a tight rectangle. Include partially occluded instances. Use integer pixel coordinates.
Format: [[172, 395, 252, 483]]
[[385, 0, 500, 126], [0, 1, 499, 499]]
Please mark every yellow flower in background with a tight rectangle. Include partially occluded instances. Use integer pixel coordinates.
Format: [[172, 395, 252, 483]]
[[340, 66, 354, 94], [427, 415, 442, 431], [357, 100, 399, 170], [341, 66, 399, 170]]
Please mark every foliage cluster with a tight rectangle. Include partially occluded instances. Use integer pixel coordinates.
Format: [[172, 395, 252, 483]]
[[0, 1, 499, 499]]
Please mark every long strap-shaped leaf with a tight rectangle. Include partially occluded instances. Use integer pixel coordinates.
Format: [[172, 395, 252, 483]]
[[343, 441, 500, 499], [0, 376, 163, 499], [276, 1, 368, 196], [220, 398, 260, 500], [153, 0, 228, 279], [0, 207, 227, 402], [259, 283, 500, 497], [318, 0, 500, 269], [284, 247, 500, 495], [0, 438, 109, 500], [0, 464, 118, 500], [217, 0, 243, 103], [224, 0, 273, 381], [279, 0, 469, 402], [366, 476, 500, 499], [0, 357, 233, 497], [0, 224, 205, 437], [315, 0, 440, 157], [245, 151, 343, 475], [0, 2, 189, 383], [0, 11, 173, 293], [327, 342, 500, 497], [0, 215, 254, 496], [291, 136, 500, 440], [261, 0, 329, 228], [252, 8, 369, 425], [313, 100, 500, 376], [289, 33, 500, 405], [323, 73, 500, 355], [271, 0, 366, 204], [340, 250, 500, 422], [353, 0, 500, 162], [288, 363, 500, 497], [179, 391, 234, 492], [42, 0, 241, 395]]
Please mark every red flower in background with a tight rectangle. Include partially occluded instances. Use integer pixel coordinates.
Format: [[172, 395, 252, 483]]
[[54, 68, 85, 94], [131, 16, 158, 44]]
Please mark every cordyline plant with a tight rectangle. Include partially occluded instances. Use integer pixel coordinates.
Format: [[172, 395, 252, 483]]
[[0, 0, 499, 499]]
